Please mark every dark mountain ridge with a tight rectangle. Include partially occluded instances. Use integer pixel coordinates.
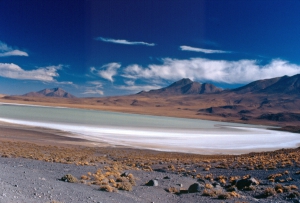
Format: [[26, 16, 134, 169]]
[[23, 88, 76, 98], [232, 74, 300, 95], [138, 78, 222, 96]]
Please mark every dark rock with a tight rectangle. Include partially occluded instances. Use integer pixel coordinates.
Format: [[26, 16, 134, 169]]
[[197, 178, 206, 184], [226, 186, 238, 192], [259, 180, 273, 185], [287, 191, 300, 199], [121, 172, 129, 177], [212, 182, 220, 187], [235, 177, 259, 190], [163, 176, 170, 179], [188, 183, 204, 193], [146, 179, 158, 186]]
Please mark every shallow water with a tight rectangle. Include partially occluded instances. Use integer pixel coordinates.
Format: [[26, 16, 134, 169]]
[[0, 103, 299, 154]]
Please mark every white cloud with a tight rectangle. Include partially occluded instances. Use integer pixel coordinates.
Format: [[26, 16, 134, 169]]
[[82, 89, 104, 95], [81, 81, 104, 95], [91, 62, 121, 82], [124, 80, 135, 86], [117, 84, 162, 92], [0, 41, 28, 57], [0, 63, 63, 81], [123, 58, 300, 84], [180, 45, 230, 54], [96, 37, 155, 46]]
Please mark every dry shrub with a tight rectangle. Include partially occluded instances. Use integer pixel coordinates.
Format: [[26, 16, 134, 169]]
[[168, 187, 180, 194], [168, 164, 176, 171], [229, 176, 240, 183], [128, 174, 136, 186], [116, 182, 132, 191], [100, 185, 116, 192], [81, 175, 89, 180], [116, 177, 129, 182], [217, 191, 240, 200], [61, 174, 78, 183], [262, 187, 277, 197], [204, 174, 213, 180], [202, 189, 222, 197], [275, 184, 284, 192], [205, 183, 213, 189]]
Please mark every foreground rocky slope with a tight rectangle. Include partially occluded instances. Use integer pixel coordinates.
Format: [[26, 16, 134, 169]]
[[1, 139, 300, 203]]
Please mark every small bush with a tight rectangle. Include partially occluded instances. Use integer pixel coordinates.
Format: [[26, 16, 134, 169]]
[[168, 187, 180, 194], [262, 187, 277, 197], [100, 185, 115, 192], [205, 183, 213, 189], [61, 174, 78, 183], [117, 182, 132, 191], [202, 189, 222, 197]]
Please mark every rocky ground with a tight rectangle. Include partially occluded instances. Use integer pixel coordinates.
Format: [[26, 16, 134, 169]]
[[1, 123, 300, 202], [1, 143, 300, 203]]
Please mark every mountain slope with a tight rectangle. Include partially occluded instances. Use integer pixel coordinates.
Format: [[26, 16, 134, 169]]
[[232, 74, 300, 94], [138, 78, 222, 96], [23, 88, 76, 98]]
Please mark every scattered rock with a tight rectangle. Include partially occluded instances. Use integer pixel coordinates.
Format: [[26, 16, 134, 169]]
[[146, 180, 158, 186], [188, 183, 204, 193], [235, 177, 259, 190], [121, 172, 129, 177], [197, 178, 206, 184]]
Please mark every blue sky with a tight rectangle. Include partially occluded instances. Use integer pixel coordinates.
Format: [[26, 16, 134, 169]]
[[1, 0, 300, 97]]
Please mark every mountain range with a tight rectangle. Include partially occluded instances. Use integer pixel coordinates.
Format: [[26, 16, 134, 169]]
[[23, 88, 76, 98], [231, 74, 300, 94], [4, 73, 300, 127], [138, 78, 222, 96]]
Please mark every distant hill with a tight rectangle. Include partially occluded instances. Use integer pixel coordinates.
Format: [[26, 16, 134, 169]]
[[232, 74, 300, 94], [23, 88, 76, 98], [138, 78, 222, 96]]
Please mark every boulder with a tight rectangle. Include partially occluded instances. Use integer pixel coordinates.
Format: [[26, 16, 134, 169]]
[[146, 179, 158, 186], [188, 183, 204, 193], [235, 177, 259, 190]]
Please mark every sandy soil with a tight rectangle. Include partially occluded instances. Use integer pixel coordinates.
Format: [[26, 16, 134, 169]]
[[1, 122, 300, 202]]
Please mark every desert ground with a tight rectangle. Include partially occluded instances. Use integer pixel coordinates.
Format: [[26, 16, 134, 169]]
[[1, 95, 300, 202], [0, 119, 300, 202]]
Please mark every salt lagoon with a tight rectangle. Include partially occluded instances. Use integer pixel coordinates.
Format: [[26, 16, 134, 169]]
[[0, 103, 299, 154]]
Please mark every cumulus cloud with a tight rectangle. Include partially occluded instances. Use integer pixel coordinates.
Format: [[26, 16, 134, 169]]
[[0, 41, 28, 57], [81, 81, 104, 95], [123, 58, 300, 84], [0, 63, 63, 81], [117, 84, 162, 92], [91, 62, 121, 82], [180, 45, 230, 54], [95, 37, 155, 46]]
